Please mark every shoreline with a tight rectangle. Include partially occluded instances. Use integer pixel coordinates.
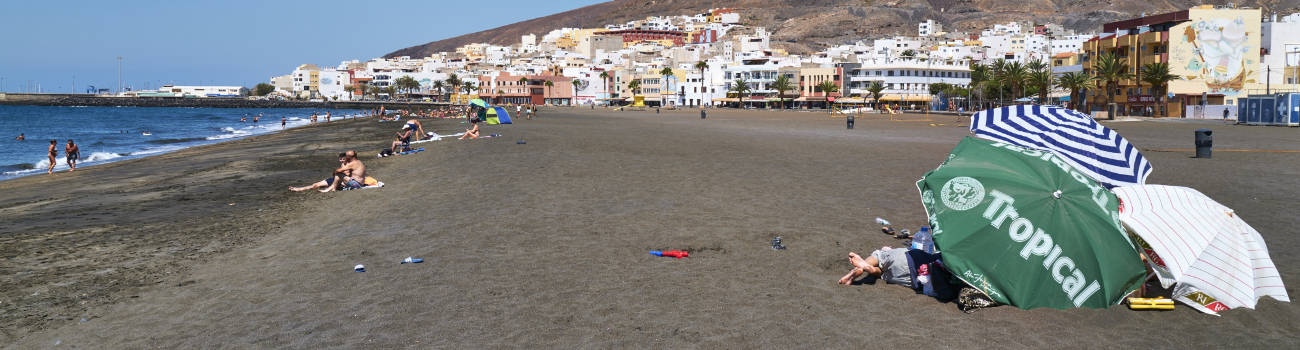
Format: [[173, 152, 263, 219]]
[[0, 106, 370, 181]]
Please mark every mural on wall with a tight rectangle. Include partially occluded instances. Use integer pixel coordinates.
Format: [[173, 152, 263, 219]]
[[1175, 12, 1259, 96]]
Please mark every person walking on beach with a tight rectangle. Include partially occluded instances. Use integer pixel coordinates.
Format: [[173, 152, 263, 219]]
[[325, 112, 331, 122], [65, 139, 79, 172], [281, 116, 286, 129], [47, 140, 57, 174]]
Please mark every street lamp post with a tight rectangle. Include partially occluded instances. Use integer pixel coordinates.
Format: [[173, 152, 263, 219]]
[[117, 56, 123, 95]]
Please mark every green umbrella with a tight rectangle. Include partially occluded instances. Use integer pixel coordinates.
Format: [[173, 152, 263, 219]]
[[469, 98, 488, 108], [917, 137, 1145, 309]]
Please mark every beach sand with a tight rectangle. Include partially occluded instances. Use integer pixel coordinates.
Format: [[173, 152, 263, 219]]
[[1, 108, 1297, 348]]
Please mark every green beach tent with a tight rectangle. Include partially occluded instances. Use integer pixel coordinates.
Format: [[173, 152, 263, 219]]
[[916, 137, 1145, 309], [469, 98, 488, 108]]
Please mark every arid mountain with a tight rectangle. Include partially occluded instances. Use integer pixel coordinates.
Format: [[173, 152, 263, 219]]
[[385, 0, 1300, 58]]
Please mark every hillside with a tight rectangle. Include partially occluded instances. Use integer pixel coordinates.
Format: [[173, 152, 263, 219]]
[[385, 0, 1299, 58]]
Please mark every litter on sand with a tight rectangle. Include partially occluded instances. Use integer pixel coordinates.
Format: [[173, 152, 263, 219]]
[[401, 257, 424, 264], [354, 264, 365, 272], [650, 250, 689, 258]]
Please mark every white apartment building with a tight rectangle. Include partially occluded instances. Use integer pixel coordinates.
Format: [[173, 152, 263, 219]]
[[1049, 34, 1094, 55], [919, 20, 943, 37], [737, 27, 771, 53], [1262, 13, 1300, 85], [843, 58, 971, 102]]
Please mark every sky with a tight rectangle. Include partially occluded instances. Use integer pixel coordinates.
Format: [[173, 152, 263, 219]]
[[0, 0, 603, 93]]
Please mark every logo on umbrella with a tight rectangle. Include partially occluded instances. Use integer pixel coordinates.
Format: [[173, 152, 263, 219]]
[[941, 177, 985, 211]]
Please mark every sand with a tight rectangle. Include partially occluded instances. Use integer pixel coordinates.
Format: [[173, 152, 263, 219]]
[[1, 108, 1297, 348]]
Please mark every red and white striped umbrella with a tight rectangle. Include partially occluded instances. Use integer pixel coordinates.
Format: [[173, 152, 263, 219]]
[[1114, 185, 1289, 315]]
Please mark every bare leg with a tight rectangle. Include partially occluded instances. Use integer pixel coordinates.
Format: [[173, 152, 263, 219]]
[[319, 174, 342, 193], [838, 267, 865, 285], [48, 156, 55, 174], [289, 179, 328, 192]]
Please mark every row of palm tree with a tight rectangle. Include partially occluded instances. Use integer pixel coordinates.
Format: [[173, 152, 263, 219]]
[[966, 55, 1179, 117]]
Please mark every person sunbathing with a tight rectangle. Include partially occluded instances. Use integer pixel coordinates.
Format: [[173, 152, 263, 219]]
[[458, 116, 480, 140], [289, 151, 367, 192], [391, 125, 414, 153], [837, 247, 912, 286]]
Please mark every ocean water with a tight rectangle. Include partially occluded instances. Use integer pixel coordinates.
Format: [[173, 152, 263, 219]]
[[0, 105, 360, 179]]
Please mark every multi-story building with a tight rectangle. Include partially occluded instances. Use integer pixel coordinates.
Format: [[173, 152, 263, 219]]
[[1083, 6, 1262, 117], [843, 58, 971, 108], [796, 66, 842, 106], [919, 20, 943, 37], [1261, 13, 1300, 87], [477, 73, 575, 105]]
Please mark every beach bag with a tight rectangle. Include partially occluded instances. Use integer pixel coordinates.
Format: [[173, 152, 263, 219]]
[[904, 250, 958, 302]]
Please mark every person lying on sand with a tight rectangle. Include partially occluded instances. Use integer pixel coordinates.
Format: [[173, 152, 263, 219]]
[[391, 125, 414, 154], [837, 247, 912, 286], [289, 151, 367, 192]]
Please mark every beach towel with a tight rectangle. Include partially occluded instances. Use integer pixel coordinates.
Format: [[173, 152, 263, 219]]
[[343, 181, 384, 190]]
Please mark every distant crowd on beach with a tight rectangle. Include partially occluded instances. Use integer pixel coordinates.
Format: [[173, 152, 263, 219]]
[[289, 104, 535, 192]]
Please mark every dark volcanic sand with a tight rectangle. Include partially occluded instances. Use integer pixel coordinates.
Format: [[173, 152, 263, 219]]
[[2, 108, 1297, 348]]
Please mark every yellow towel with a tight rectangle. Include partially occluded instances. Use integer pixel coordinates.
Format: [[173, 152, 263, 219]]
[[364, 176, 378, 186]]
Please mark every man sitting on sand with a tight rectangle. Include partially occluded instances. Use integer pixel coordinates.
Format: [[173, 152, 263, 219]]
[[837, 247, 912, 286], [289, 151, 367, 192]]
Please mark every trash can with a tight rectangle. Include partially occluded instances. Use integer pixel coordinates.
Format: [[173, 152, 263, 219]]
[[1194, 129, 1213, 158], [846, 114, 855, 129], [700, 110, 706, 119]]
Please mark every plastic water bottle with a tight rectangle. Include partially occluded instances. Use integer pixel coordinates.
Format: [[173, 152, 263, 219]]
[[875, 217, 891, 226], [911, 226, 933, 253]]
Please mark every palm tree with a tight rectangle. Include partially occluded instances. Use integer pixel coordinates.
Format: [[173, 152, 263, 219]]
[[1028, 68, 1053, 105], [343, 85, 356, 100], [598, 71, 610, 102], [1140, 62, 1179, 117], [1093, 53, 1134, 119], [731, 78, 750, 108], [968, 63, 990, 109], [1055, 72, 1093, 112], [658, 67, 674, 107], [446, 73, 461, 99], [695, 61, 709, 106], [627, 79, 641, 98], [431, 80, 445, 101], [867, 81, 885, 111], [901, 49, 917, 60], [1000, 61, 1028, 102], [543, 80, 554, 105], [771, 74, 794, 109], [816, 80, 839, 112], [461, 81, 476, 96]]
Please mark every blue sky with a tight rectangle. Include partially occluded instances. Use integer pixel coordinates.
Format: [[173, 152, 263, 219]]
[[0, 0, 602, 93]]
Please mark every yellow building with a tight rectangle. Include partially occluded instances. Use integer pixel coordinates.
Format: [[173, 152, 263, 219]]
[[1083, 6, 1262, 117]]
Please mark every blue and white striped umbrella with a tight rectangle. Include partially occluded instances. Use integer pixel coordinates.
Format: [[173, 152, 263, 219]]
[[969, 105, 1152, 188]]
